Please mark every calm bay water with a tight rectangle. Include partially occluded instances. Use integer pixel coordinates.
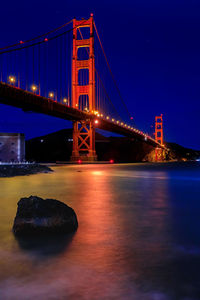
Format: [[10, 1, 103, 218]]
[[0, 162, 200, 300]]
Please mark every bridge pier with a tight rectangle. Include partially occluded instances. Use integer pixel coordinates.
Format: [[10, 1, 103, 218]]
[[155, 147, 166, 162], [70, 120, 97, 162]]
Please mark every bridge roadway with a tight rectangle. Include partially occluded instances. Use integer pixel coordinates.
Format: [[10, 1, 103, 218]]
[[0, 82, 164, 149]]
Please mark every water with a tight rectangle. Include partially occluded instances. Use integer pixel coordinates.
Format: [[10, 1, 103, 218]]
[[0, 162, 200, 300]]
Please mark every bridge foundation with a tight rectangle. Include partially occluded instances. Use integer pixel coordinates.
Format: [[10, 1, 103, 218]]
[[70, 120, 97, 161], [155, 147, 166, 162]]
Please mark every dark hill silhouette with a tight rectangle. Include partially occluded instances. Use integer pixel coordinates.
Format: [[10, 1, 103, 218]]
[[26, 129, 154, 162], [26, 129, 200, 162]]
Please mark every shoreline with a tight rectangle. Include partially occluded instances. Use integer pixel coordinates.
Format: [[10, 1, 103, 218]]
[[0, 164, 53, 177]]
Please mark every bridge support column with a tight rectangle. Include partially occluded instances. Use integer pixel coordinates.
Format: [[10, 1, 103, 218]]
[[70, 14, 97, 162], [154, 114, 165, 162], [71, 120, 97, 161], [155, 147, 165, 162]]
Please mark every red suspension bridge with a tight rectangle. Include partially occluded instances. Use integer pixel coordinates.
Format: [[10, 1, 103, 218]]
[[0, 14, 166, 161]]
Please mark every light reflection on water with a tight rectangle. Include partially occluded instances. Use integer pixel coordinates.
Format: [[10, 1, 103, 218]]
[[0, 162, 200, 299]]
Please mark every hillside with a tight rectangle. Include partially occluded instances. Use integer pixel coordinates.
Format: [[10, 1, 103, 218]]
[[26, 129, 154, 162], [26, 129, 200, 163], [166, 142, 200, 161]]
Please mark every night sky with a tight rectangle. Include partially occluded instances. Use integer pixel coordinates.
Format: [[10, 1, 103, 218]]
[[0, 0, 200, 149]]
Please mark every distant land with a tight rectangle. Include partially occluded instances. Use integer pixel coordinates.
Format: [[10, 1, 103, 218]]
[[26, 129, 200, 163]]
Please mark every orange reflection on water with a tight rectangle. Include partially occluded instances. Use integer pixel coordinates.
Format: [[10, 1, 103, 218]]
[[72, 168, 118, 262]]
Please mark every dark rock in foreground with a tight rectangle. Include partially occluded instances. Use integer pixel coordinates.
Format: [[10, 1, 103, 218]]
[[0, 164, 52, 177], [13, 196, 78, 235]]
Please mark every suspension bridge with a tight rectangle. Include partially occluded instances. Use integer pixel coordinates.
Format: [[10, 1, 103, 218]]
[[0, 14, 166, 161]]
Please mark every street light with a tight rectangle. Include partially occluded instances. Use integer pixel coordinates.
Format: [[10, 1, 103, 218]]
[[31, 84, 37, 93], [49, 92, 54, 99], [8, 75, 16, 85]]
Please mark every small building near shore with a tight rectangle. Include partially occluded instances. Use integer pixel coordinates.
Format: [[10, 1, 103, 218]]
[[0, 133, 25, 162]]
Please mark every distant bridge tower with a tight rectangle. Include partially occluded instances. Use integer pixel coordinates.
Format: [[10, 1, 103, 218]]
[[155, 114, 164, 161], [71, 14, 97, 161], [155, 114, 163, 145]]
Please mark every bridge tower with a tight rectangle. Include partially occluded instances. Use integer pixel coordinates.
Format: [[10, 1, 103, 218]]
[[155, 114, 163, 145], [70, 14, 97, 161], [155, 114, 164, 161]]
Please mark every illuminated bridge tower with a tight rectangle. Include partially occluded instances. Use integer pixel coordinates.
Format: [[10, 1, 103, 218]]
[[155, 114, 163, 145], [70, 14, 97, 161], [155, 114, 164, 161]]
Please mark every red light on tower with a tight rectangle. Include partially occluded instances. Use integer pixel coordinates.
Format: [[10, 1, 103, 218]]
[[130, 117, 133, 120], [110, 159, 114, 164], [44, 38, 48, 42]]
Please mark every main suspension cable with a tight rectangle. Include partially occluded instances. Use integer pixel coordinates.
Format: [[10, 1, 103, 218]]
[[0, 20, 73, 51], [0, 19, 88, 55]]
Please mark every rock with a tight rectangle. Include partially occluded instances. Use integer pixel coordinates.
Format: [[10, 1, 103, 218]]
[[13, 196, 78, 235], [0, 164, 52, 178]]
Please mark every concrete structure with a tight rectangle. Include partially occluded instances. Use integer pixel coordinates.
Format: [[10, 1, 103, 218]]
[[0, 133, 25, 162]]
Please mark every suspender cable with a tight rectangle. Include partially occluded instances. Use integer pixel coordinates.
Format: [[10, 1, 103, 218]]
[[38, 44, 41, 95], [0, 55, 2, 81], [94, 21, 132, 120], [33, 46, 35, 85], [18, 51, 20, 88], [60, 36, 62, 102], [25, 49, 28, 90]]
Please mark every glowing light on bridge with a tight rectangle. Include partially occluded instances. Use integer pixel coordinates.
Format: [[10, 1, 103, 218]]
[[94, 119, 99, 124], [48, 92, 54, 99], [8, 75, 16, 85], [31, 84, 37, 93]]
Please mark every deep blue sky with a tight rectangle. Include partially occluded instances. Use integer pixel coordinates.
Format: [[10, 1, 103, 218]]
[[0, 0, 200, 149]]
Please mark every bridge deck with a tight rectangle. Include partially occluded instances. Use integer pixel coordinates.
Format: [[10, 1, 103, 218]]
[[0, 82, 164, 148]]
